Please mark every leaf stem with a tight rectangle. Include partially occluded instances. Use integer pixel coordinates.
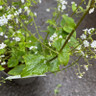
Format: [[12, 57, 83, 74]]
[[48, 0, 95, 62], [48, 55, 82, 74], [19, 20, 59, 54], [71, 0, 84, 17]]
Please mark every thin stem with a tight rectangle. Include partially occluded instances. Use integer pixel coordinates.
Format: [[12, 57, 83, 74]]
[[31, 15, 44, 41], [19, 20, 59, 54], [48, 55, 82, 74], [71, 0, 84, 17], [44, 11, 61, 41], [48, 0, 95, 62], [3, 0, 59, 54]]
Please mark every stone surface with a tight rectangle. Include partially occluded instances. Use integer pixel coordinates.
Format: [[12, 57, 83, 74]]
[[0, 0, 96, 96]]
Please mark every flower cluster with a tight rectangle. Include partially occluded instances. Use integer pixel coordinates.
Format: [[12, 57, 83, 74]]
[[0, 0, 96, 82], [0, 43, 6, 49], [74, 28, 96, 78], [89, 8, 95, 14], [0, 7, 22, 26], [57, 0, 67, 12], [80, 28, 96, 49]]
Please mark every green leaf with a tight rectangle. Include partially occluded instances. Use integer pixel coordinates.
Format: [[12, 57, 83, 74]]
[[78, 6, 84, 11], [60, 15, 76, 37], [26, 36, 36, 43], [19, 42, 25, 52], [52, 38, 65, 51], [61, 15, 76, 28], [68, 37, 78, 48], [0, 65, 5, 71], [72, 2, 77, 12], [16, 33, 25, 42], [46, 19, 56, 26], [63, 26, 73, 33], [8, 57, 19, 68], [58, 46, 70, 66], [8, 29, 15, 37], [21, 54, 48, 77], [0, 49, 6, 55], [36, 42, 42, 52], [11, 49, 25, 62], [47, 26, 56, 36], [56, 28, 68, 38], [8, 64, 25, 75], [48, 59, 60, 72]]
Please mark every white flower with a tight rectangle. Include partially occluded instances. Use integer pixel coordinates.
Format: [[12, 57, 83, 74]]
[[29, 40, 32, 42], [62, 5, 66, 10], [9, 26, 13, 28], [17, 30, 21, 33], [81, 51, 85, 56], [0, 32, 4, 36], [78, 75, 82, 79], [66, 14, 68, 16], [91, 28, 94, 30], [21, 0, 24, 3], [4, 35, 8, 38], [62, 1, 67, 5], [48, 42, 51, 46], [0, 43, 6, 49], [14, 11, 19, 16], [12, 6, 16, 9], [29, 46, 37, 50], [94, 49, 96, 51], [0, 55, 5, 57], [38, 0, 42, 3], [80, 34, 86, 39], [57, 0, 67, 11], [49, 33, 57, 41], [35, 51, 38, 54], [24, 6, 28, 10], [14, 37, 21, 41], [91, 40, 96, 48], [50, 37, 53, 41], [34, 12, 37, 16], [16, 18, 18, 23], [46, 9, 50, 12], [29, 46, 34, 50], [53, 33, 57, 37], [0, 6, 3, 10], [44, 60, 47, 64], [58, 5, 61, 11], [18, 8, 22, 14], [86, 55, 88, 58], [7, 14, 12, 20], [83, 40, 89, 47], [76, 45, 81, 50], [68, 39, 70, 42], [27, 10, 30, 15], [83, 28, 88, 32], [0, 15, 8, 26], [88, 30, 91, 34], [1, 61, 6, 65], [35, 46, 38, 49], [71, 2, 75, 4], [12, 32, 15, 36], [84, 65, 88, 71], [88, 28, 94, 34], [59, 35, 62, 38], [89, 8, 94, 14]]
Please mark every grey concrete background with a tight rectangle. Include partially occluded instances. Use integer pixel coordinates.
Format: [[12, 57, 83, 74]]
[[0, 0, 96, 96]]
